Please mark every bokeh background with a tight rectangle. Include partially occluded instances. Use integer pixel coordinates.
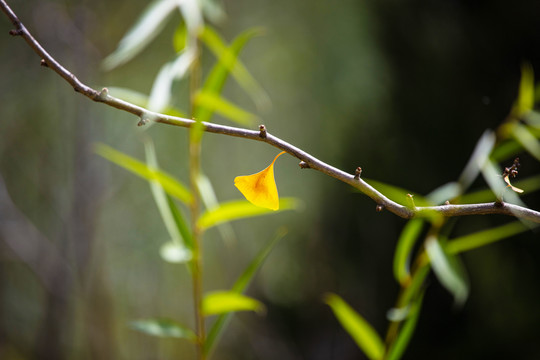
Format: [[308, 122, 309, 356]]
[[1, 0, 540, 359]]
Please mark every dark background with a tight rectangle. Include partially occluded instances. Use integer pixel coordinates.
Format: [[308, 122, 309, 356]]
[[1, 0, 539, 359]]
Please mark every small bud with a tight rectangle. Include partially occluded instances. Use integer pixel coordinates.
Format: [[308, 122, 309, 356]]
[[299, 161, 310, 169], [444, 200, 450, 205], [137, 118, 149, 127], [9, 29, 22, 36], [97, 87, 109, 100], [354, 167, 362, 179], [375, 205, 384, 212], [259, 124, 267, 138], [40, 59, 48, 67]]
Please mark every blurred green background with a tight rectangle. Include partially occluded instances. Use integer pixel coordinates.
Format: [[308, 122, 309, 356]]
[[1, 0, 540, 359]]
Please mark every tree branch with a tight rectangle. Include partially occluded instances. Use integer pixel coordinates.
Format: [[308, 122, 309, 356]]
[[2, 0, 540, 224]]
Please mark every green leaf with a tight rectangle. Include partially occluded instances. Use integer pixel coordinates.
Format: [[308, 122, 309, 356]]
[[363, 179, 432, 207], [198, 26, 270, 113], [160, 241, 192, 263], [386, 292, 425, 360], [106, 87, 187, 118], [460, 174, 540, 204], [393, 219, 424, 286], [197, 174, 236, 245], [324, 293, 385, 360], [173, 24, 188, 53], [166, 194, 193, 250], [426, 182, 461, 206], [194, 91, 258, 126], [425, 236, 469, 306], [144, 140, 192, 263], [397, 263, 430, 309], [512, 62, 535, 118], [204, 228, 287, 356], [446, 221, 530, 255], [148, 47, 197, 112], [202, 291, 265, 317], [456, 130, 496, 191], [130, 318, 196, 341], [94, 143, 192, 204], [491, 139, 523, 162], [511, 123, 540, 162], [102, 0, 178, 70], [197, 198, 299, 230]]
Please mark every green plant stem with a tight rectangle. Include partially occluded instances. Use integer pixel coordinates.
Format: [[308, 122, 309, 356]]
[[189, 46, 205, 360]]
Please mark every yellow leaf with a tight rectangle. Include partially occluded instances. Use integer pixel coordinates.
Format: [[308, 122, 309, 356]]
[[234, 151, 286, 211]]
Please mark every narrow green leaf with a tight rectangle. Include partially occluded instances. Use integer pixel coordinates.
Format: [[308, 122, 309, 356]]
[[197, 198, 299, 230], [511, 123, 540, 162], [194, 91, 258, 126], [426, 182, 461, 206], [393, 219, 424, 286], [512, 62, 535, 118], [102, 0, 178, 70], [160, 241, 192, 263], [457, 130, 496, 191], [324, 293, 385, 360], [386, 292, 425, 360], [397, 263, 430, 309], [232, 228, 288, 293], [148, 47, 197, 112], [446, 221, 530, 255], [460, 174, 540, 204], [193, 27, 262, 125], [198, 26, 270, 112], [363, 179, 431, 207], [173, 23, 188, 53], [106, 87, 187, 118], [144, 140, 192, 263], [202, 291, 265, 317], [204, 228, 287, 356], [197, 174, 236, 245], [425, 236, 469, 306], [491, 139, 523, 162], [130, 318, 196, 341], [166, 194, 193, 250], [94, 143, 192, 204]]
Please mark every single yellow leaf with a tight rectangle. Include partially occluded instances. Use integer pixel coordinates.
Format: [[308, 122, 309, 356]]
[[234, 151, 286, 211]]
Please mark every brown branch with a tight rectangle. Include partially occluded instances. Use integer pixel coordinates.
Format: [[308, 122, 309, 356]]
[[2, 0, 540, 224]]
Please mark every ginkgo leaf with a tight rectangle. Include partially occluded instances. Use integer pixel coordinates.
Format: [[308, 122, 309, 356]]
[[234, 151, 286, 211]]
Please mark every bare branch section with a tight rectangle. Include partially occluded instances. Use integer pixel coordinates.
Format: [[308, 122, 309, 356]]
[[2, 0, 540, 224]]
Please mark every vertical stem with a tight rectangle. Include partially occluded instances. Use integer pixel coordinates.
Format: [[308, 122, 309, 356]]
[[189, 44, 205, 360]]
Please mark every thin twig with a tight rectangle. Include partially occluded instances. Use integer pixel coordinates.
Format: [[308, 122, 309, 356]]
[[2, 0, 540, 224]]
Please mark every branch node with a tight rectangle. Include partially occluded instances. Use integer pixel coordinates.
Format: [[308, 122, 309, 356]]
[[299, 161, 310, 169], [138, 117, 149, 127], [8, 29, 22, 36], [259, 124, 267, 138], [375, 205, 385, 212], [406, 193, 416, 209], [97, 87, 109, 101], [494, 200, 504, 208], [354, 167, 362, 179], [40, 59, 48, 67]]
